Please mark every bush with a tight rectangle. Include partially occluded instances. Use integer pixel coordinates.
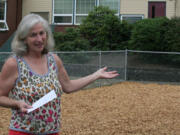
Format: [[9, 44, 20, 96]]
[[164, 17, 180, 52], [129, 17, 169, 51], [163, 17, 180, 64], [54, 28, 91, 63], [79, 6, 132, 51], [54, 28, 90, 51]]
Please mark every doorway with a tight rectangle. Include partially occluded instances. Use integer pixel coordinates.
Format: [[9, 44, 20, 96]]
[[148, 2, 166, 18]]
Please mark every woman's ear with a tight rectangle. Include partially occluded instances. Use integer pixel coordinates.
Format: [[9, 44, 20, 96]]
[[24, 38, 27, 45]]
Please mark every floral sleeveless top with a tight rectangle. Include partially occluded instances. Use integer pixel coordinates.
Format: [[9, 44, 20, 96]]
[[9, 53, 62, 134]]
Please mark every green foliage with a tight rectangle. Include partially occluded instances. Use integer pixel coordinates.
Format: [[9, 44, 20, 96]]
[[163, 17, 180, 64], [54, 28, 91, 63], [79, 6, 132, 50], [164, 17, 180, 52], [54, 27, 90, 51], [53, 7, 180, 54], [129, 17, 169, 51], [128, 17, 180, 65]]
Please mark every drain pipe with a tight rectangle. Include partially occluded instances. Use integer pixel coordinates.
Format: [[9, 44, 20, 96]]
[[174, 0, 177, 17]]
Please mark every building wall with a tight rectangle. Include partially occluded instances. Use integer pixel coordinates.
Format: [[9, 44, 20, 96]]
[[120, 0, 148, 17], [21, 0, 179, 24], [22, 0, 52, 23], [166, 0, 176, 18], [176, 0, 180, 16], [0, 0, 22, 47], [120, 0, 176, 18]]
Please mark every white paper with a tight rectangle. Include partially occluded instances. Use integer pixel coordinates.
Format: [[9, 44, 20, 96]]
[[27, 90, 57, 113]]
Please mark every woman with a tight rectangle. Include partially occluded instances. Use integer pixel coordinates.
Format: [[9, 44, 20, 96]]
[[0, 14, 119, 135]]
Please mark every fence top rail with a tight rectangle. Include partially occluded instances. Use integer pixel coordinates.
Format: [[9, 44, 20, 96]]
[[128, 50, 180, 55], [54, 50, 125, 54], [1, 50, 180, 55], [54, 50, 180, 55], [0, 52, 12, 54]]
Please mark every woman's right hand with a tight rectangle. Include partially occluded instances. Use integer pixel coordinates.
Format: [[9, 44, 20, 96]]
[[17, 101, 32, 113]]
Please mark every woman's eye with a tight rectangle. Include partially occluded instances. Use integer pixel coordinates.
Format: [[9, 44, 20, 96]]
[[30, 33, 37, 37], [40, 31, 45, 35]]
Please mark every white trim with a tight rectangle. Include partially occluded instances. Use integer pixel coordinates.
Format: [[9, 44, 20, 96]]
[[0, 0, 9, 31], [52, 0, 54, 24], [75, 14, 88, 25], [54, 14, 73, 16], [74, 0, 77, 24], [75, 14, 88, 16], [53, 14, 73, 25], [120, 14, 144, 23]]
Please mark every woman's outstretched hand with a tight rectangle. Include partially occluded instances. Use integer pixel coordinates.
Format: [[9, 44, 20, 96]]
[[94, 67, 119, 79]]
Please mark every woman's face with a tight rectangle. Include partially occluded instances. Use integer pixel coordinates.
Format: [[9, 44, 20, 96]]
[[25, 23, 47, 53]]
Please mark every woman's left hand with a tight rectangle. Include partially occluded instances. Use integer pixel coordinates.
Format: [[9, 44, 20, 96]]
[[95, 67, 119, 79]]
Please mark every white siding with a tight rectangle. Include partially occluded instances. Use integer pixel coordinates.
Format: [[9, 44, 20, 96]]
[[176, 0, 180, 16], [120, 0, 177, 19], [21, 0, 180, 24], [120, 0, 148, 17], [22, 0, 52, 23], [166, 0, 176, 18]]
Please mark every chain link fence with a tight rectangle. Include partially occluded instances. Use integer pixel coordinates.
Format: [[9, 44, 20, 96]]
[[1, 50, 180, 88]]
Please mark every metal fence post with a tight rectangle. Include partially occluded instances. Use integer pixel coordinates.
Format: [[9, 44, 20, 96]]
[[99, 51, 102, 69], [124, 49, 128, 81], [99, 51, 102, 87]]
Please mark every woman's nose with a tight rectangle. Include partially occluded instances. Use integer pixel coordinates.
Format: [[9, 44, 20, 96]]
[[36, 34, 43, 42]]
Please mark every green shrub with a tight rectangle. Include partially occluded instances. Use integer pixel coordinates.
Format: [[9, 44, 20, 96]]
[[129, 17, 169, 51], [54, 28, 91, 63], [164, 17, 180, 52], [163, 17, 180, 64], [54, 28, 90, 51], [128, 17, 172, 65], [79, 6, 132, 51]]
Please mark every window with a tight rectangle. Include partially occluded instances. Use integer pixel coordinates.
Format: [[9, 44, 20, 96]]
[[75, 0, 95, 24], [120, 14, 144, 24], [0, 0, 8, 31], [53, 0, 73, 24], [99, 0, 119, 14], [53, 0, 119, 25]]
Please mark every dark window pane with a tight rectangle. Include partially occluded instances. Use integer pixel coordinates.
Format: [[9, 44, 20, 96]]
[[54, 16, 72, 23]]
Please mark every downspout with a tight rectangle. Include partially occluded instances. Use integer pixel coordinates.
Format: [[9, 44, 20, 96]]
[[119, 0, 121, 18], [16, 0, 22, 29], [174, 0, 177, 17], [16, 0, 18, 29]]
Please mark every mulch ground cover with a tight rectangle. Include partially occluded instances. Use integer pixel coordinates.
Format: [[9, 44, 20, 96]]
[[0, 81, 180, 135]]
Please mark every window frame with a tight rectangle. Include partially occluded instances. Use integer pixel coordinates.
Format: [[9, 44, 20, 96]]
[[120, 14, 144, 23], [0, 0, 8, 31]]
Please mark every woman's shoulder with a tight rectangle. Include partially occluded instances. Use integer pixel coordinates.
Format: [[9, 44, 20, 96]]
[[0, 56, 18, 77], [4, 56, 18, 68], [48, 53, 63, 66], [49, 53, 61, 61]]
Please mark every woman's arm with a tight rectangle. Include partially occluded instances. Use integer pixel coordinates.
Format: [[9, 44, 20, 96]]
[[53, 54, 119, 93], [0, 57, 31, 112]]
